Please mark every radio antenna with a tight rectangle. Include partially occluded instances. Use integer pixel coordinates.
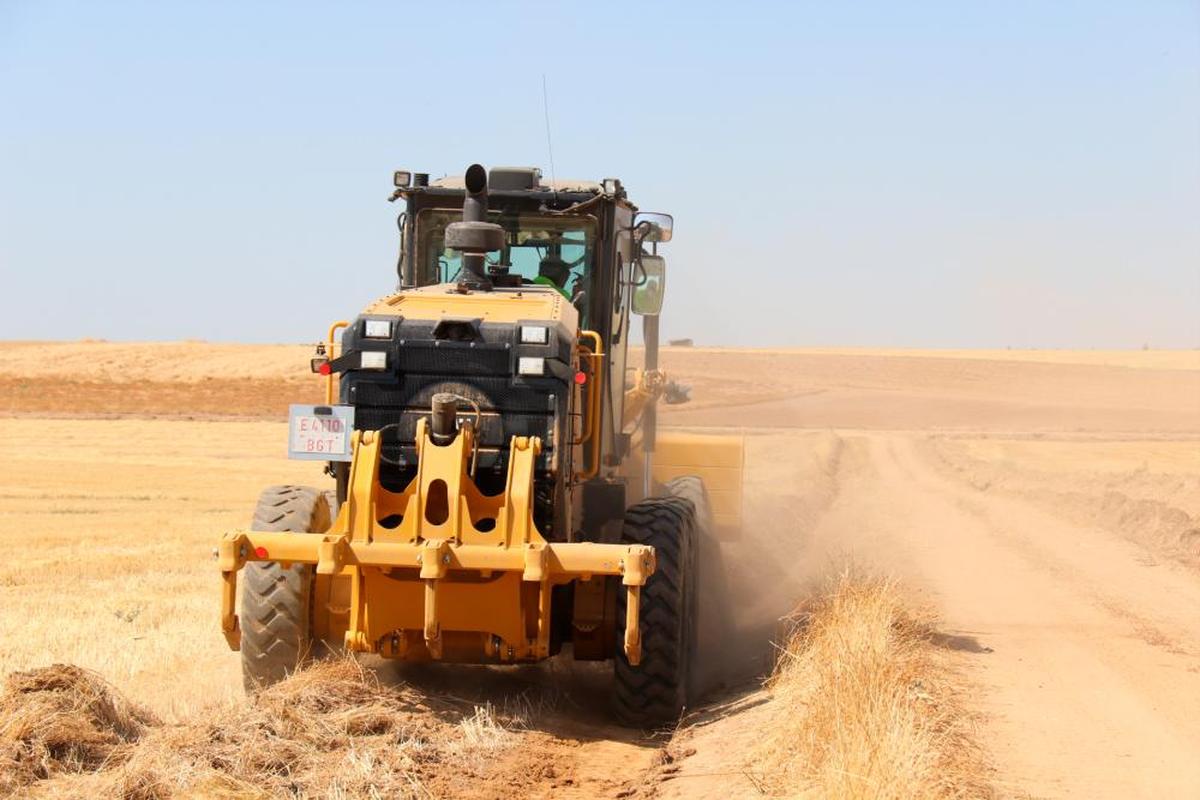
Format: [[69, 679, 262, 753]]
[[541, 74, 557, 189]]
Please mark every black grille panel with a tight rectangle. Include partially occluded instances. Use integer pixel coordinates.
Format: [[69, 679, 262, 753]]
[[350, 377, 557, 414], [394, 344, 511, 375]]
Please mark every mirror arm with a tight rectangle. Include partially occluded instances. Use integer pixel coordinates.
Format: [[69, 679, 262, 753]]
[[641, 313, 660, 496], [629, 224, 652, 288], [633, 255, 649, 287]]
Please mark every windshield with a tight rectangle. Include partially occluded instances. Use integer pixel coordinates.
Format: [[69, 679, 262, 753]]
[[417, 210, 595, 311]]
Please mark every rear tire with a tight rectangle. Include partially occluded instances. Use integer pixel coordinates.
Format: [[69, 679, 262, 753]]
[[663, 476, 712, 538], [613, 494, 697, 727], [240, 485, 333, 692], [664, 476, 729, 698]]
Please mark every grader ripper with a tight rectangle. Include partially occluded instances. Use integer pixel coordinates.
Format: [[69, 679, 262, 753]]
[[218, 164, 743, 724]]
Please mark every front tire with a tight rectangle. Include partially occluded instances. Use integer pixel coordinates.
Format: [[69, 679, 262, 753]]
[[240, 485, 333, 692], [613, 494, 697, 726]]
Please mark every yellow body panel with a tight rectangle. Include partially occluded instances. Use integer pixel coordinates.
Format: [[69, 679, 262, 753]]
[[627, 431, 745, 539]]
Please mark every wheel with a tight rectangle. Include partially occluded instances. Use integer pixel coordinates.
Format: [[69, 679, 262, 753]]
[[664, 476, 712, 552], [240, 485, 334, 692], [613, 493, 697, 726], [665, 476, 708, 661], [664, 476, 730, 699]]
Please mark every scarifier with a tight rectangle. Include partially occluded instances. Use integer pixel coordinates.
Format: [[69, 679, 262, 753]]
[[217, 164, 743, 724]]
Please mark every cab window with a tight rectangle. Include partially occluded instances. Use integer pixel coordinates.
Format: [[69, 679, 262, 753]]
[[416, 210, 595, 321]]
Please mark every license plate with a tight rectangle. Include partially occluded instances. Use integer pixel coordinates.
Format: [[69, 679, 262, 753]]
[[288, 404, 355, 461]]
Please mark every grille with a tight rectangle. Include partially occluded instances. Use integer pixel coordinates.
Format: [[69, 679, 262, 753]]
[[350, 377, 556, 414], [393, 344, 510, 375]]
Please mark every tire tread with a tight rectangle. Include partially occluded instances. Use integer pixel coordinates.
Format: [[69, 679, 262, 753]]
[[613, 493, 697, 726], [240, 485, 331, 692]]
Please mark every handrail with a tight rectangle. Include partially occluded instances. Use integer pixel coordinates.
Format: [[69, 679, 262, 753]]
[[575, 330, 605, 480], [325, 320, 350, 405]]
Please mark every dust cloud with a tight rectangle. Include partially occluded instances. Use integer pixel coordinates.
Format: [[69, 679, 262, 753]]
[[691, 430, 845, 697]]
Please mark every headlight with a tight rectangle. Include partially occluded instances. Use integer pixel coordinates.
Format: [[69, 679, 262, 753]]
[[360, 351, 388, 370], [517, 357, 545, 376], [364, 319, 392, 339], [520, 325, 549, 344]]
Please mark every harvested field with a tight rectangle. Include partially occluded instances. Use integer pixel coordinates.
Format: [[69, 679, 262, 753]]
[[3, 341, 1199, 798]]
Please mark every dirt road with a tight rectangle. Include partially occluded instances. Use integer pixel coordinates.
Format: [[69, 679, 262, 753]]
[[664, 347, 1200, 796], [774, 431, 1200, 798]]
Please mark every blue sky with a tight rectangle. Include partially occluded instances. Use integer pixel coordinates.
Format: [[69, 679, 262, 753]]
[[2, 1, 1197, 347]]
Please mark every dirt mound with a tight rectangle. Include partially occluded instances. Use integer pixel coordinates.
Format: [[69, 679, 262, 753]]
[[4, 659, 525, 799], [923, 436, 1200, 570], [0, 664, 158, 795], [5, 342, 312, 384]]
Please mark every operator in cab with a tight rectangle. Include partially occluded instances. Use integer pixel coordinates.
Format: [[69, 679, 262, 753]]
[[533, 253, 572, 299]]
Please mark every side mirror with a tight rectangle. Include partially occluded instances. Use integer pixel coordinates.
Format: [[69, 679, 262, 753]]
[[633, 254, 667, 316], [634, 212, 673, 243]]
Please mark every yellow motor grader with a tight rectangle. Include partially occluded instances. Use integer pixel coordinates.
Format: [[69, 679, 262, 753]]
[[217, 164, 742, 724]]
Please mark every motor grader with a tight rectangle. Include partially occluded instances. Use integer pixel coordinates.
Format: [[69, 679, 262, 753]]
[[217, 164, 742, 724]]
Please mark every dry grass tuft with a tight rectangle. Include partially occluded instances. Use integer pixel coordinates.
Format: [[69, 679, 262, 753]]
[[752, 571, 992, 799], [103, 658, 433, 799], [0, 664, 159, 794], [3, 657, 521, 799]]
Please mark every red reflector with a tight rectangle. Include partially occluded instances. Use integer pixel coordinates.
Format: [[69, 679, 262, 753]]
[[254, 546, 269, 559], [318, 362, 332, 375], [574, 370, 587, 385]]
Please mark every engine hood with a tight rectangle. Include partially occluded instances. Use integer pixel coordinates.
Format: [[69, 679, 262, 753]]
[[362, 283, 579, 330]]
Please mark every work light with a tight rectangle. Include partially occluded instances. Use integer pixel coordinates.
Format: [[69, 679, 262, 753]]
[[520, 325, 549, 344], [364, 319, 392, 339], [517, 357, 545, 376], [360, 351, 388, 370]]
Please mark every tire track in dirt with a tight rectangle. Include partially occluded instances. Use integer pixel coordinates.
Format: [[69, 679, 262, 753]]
[[425, 429, 855, 800], [623, 430, 852, 799]]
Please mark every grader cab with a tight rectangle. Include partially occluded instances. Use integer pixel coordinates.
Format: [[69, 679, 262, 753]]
[[217, 163, 743, 724]]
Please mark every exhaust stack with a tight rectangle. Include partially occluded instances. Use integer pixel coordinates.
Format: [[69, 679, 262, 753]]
[[445, 164, 504, 291]]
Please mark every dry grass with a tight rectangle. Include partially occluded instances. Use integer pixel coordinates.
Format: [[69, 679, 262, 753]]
[[752, 572, 992, 799], [1, 658, 519, 799], [0, 665, 159, 795]]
